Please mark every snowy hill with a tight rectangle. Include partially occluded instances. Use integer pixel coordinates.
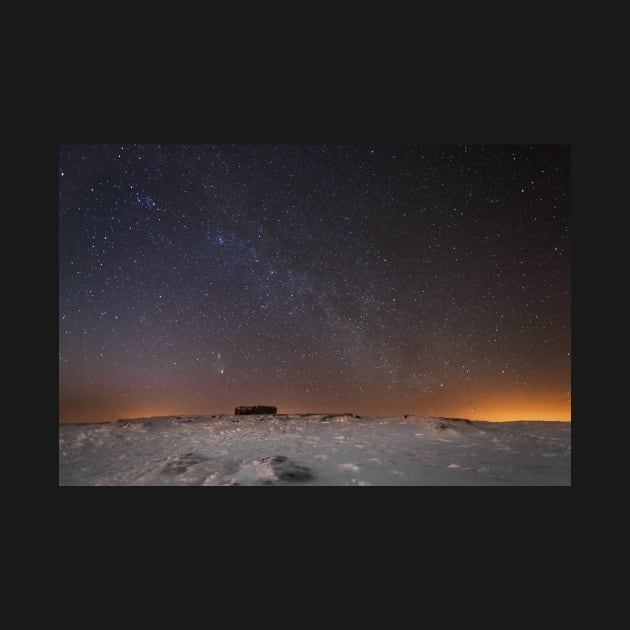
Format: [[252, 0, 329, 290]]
[[58, 414, 571, 486]]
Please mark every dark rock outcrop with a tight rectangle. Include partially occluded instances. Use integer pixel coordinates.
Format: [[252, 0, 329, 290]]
[[259, 455, 313, 481], [235, 405, 277, 415]]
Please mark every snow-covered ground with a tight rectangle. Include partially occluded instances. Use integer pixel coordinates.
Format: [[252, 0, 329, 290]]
[[58, 414, 571, 486]]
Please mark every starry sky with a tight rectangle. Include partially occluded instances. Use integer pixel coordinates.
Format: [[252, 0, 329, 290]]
[[59, 144, 570, 423]]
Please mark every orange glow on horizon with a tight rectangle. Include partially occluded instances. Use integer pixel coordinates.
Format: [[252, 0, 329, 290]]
[[441, 398, 571, 422], [59, 395, 571, 424], [59, 404, 193, 424]]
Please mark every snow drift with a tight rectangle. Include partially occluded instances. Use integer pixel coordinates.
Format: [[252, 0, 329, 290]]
[[59, 414, 571, 486]]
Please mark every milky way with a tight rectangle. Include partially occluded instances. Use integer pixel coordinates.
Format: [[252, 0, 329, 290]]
[[59, 144, 570, 422]]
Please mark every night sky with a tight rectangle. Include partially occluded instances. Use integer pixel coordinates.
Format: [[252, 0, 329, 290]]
[[59, 144, 570, 423]]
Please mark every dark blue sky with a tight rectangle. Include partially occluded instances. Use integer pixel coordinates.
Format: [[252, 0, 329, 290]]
[[59, 144, 570, 422]]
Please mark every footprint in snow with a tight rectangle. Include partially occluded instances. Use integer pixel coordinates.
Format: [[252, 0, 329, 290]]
[[231, 455, 314, 485]]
